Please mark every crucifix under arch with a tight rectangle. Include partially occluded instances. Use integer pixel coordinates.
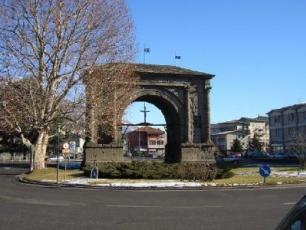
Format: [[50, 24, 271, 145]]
[[140, 102, 150, 124]]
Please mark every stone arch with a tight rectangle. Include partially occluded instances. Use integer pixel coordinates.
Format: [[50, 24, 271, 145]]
[[121, 88, 184, 163], [84, 63, 216, 165]]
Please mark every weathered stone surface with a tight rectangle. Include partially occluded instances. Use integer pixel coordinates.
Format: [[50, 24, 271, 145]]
[[84, 142, 123, 163], [181, 143, 216, 163], [85, 64, 216, 164]]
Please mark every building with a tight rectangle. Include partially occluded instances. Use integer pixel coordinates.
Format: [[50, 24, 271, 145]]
[[127, 127, 167, 158], [211, 116, 269, 153], [211, 130, 246, 153], [268, 103, 306, 152]]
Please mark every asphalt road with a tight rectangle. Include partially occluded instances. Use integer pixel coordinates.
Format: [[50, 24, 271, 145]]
[[0, 166, 305, 230]]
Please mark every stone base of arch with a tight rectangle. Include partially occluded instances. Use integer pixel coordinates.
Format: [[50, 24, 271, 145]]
[[84, 141, 216, 165], [181, 143, 217, 164], [84, 142, 124, 164]]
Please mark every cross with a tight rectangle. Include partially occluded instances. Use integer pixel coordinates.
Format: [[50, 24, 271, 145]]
[[140, 103, 150, 123]]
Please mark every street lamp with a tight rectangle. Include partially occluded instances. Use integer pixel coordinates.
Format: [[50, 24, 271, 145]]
[[56, 124, 61, 184]]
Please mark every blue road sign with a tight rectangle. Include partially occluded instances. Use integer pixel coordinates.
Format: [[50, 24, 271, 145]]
[[90, 167, 99, 179], [69, 141, 76, 150], [259, 165, 271, 178]]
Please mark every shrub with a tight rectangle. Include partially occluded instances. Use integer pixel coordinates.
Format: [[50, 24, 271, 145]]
[[84, 161, 220, 181]]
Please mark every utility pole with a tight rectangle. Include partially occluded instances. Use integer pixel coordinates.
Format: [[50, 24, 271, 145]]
[[56, 124, 60, 184]]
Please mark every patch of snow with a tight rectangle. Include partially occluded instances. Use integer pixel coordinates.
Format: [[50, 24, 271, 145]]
[[41, 179, 56, 182], [64, 178, 203, 188], [111, 181, 202, 188], [272, 171, 306, 177]]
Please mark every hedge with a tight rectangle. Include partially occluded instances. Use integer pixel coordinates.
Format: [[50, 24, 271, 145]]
[[84, 161, 223, 181]]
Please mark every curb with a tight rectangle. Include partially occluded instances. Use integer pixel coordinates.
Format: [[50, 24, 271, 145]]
[[18, 174, 306, 191], [17, 174, 208, 190]]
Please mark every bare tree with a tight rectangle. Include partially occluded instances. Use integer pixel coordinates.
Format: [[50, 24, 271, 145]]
[[84, 63, 138, 144], [288, 134, 306, 171], [0, 0, 135, 169]]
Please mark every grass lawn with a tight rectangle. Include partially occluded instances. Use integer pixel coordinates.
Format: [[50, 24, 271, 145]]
[[23, 166, 306, 187], [24, 168, 84, 182], [213, 167, 306, 186]]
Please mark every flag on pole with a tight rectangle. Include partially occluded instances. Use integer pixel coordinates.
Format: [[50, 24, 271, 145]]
[[175, 55, 181, 59]]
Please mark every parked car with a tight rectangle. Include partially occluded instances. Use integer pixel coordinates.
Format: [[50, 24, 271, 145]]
[[246, 151, 270, 159], [46, 155, 64, 162], [223, 156, 241, 162], [59, 161, 81, 169], [269, 152, 288, 160]]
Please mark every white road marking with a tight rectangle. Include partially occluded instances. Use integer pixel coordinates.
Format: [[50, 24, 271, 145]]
[[106, 204, 222, 209], [0, 195, 86, 206], [107, 204, 160, 208], [283, 202, 296, 206], [169, 205, 223, 209]]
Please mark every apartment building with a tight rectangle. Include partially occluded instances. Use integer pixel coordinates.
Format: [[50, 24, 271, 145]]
[[268, 103, 306, 152], [211, 116, 269, 153]]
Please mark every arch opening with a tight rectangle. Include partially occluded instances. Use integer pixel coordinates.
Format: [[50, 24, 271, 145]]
[[122, 95, 181, 163]]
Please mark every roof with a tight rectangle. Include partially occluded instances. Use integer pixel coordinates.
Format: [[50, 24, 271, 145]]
[[239, 116, 268, 123], [133, 64, 214, 79], [212, 116, 268, 126], [129, 127, 165, 135], [211, 130, 241, 136], [267, 103, 306, 114], [93, 63, 214, 79]]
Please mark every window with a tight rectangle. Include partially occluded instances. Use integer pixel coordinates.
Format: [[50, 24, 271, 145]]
[[289, 220, 302, 230], [288, 128, 296, 137], [157, 141, 164, 145], [275, 129, 280, 137], [149, 140, 156, 145], [288, 113, 295, 122], [274, 115, 281, 123]]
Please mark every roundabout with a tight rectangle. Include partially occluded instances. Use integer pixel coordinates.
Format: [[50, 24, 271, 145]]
[[1, 166, 306, 230]]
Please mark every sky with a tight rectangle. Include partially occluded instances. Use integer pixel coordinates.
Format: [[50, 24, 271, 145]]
[[124, 0, 306, 125]]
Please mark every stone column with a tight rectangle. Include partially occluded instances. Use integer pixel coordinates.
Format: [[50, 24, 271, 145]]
[[88, 106, 97, 143], [203, 80, 212, 143], [187, 86, 193, 143]]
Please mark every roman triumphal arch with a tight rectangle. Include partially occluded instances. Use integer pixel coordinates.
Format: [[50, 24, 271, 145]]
[[84, 64, 216, 164]]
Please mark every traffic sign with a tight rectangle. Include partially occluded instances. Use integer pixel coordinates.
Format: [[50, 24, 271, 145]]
[[62, 142, 69, 149], [259, 165, 271, 178], [69, 141, 76, 150], [90, 167, 99, 179]]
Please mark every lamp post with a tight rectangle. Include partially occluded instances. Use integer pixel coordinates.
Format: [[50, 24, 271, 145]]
[[56, 124, 61, 184]]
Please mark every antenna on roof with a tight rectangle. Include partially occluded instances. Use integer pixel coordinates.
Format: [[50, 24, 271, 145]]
[[143, 46, 150, 64], [174, 52, 181, 66]]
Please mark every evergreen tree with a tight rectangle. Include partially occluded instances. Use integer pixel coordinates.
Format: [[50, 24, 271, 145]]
[[248, 134, 263, 152], [231, 139, 243, 153]]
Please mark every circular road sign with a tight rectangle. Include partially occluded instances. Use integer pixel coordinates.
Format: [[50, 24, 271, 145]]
[[62, 142, 69, 149], [259, 165, 271, 178]]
